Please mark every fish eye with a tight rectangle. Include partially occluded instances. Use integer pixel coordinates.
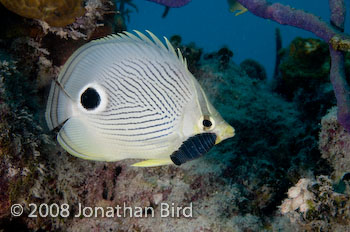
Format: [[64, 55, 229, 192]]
[[201, 115, 214, 131], [80, 87, 101, 110], [203, 119, 212, 128]]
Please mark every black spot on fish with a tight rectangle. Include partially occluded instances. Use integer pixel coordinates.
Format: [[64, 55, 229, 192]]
[[81, 87, 100, 110], [170, 133, 216, 166]]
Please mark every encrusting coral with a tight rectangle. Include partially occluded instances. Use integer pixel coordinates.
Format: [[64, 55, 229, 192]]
[[277, 106, 350, 231], [169, 35, 202, 73], [0, 51, 50, 223], [319, 107, 350, 181], [235, 0, 350, 132], [273, 37, 336, 161], [240, 59, 267, 80], [276, 37, 330, 100], [37, 0, 115, 40], [0, 0, 115, 41], [280, 175, 350, 231], [280, 178, 314, 215], [0, 0, 85, 27]]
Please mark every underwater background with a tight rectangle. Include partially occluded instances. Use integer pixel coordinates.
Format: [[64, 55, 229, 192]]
[[129, 0, 350, 78], [0, 0, 350, 231]]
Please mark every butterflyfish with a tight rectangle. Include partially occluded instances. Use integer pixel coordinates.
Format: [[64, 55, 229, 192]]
[[45, 30, 234, 167], [227, 0, 248, 16]]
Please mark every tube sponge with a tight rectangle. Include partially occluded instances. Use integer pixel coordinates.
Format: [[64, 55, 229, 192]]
[[0, 0, 85, 27]]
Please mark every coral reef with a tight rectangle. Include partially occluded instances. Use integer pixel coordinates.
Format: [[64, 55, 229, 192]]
[[0, 0, 118, 91], [0, 1, 121, 222], [236, 0, 350, 131], [273, 28, 282, 80], [0, 0, 116, 41], [192, 53, 325, 220], [37, 0, 116, 40], [280, 178, 314, 215], [240, 58, 267, 80], [0, 4, 38, 40], [170, 35, 202, 73], [280, 175, 350, 231], [319, 107, 350, 181], [0, 0, 85, 27], [274, 37, 336, 159], [0, 51, 50, 225], [203, 47, 233, 70], [276, 37, 330, 100], [278, 105, 350, 231]]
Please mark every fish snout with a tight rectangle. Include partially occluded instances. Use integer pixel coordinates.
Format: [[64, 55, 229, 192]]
[[215, 123, 235, 144]]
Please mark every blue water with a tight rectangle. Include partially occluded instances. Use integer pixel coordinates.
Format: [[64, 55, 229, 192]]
[[129, 0, 350, 79]]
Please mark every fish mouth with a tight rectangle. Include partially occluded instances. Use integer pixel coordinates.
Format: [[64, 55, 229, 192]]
[[215, 124, 235, 144]]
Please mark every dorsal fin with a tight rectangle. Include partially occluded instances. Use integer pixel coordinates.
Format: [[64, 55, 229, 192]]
[[164, 36, 177, 57], [91, 30, 187, 68], [177, 48, 184, 62], [145, 30, 167, 50], [133, 30, 155, 45]]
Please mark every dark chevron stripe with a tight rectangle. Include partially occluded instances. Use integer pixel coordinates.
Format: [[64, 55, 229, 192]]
[[158, 61, 191, 99], [118, 61, 174, 117], [100, 125, 174, 137], [111, 64, 162, 111], [147, 61, 188, 102], [131, 59, 184, 113], [90, 113, 161, 123]]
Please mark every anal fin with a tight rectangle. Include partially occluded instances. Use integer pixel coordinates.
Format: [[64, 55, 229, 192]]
[[131, 159, 173, 167]]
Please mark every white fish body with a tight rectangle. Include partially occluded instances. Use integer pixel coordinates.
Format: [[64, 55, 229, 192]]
[[46, 30, 234, 166]]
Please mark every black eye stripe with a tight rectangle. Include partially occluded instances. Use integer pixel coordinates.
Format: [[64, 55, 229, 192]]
[[81, 87, 101, 110], [170, 133, 217, 166]]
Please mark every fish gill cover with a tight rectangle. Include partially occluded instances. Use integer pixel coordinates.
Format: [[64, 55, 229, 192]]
[[0, 0, 349, 231]]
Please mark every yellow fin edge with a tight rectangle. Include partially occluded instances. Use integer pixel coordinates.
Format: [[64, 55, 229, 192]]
[[235, 8, 248, 16], [132, 159, 173, 167], [228, 0, 248, 16]]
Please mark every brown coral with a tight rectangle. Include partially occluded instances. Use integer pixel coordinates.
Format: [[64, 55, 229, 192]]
[[319, 107, 350, 181], [0, 0, 85, 27], [330, 35, 350, 52]]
